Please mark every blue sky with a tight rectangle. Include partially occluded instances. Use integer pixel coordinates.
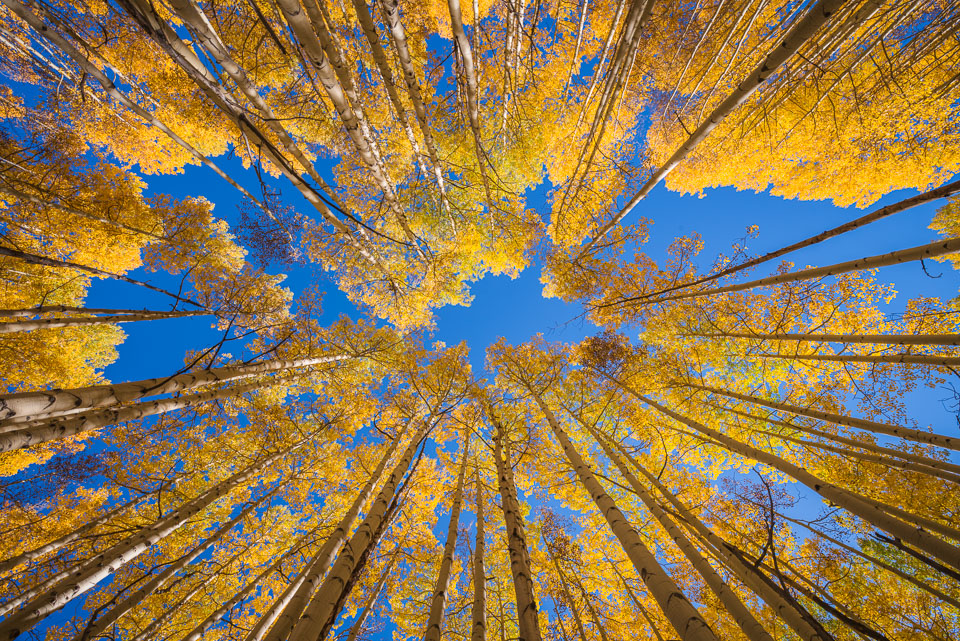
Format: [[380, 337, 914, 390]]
[[90, 154, 959, 391]]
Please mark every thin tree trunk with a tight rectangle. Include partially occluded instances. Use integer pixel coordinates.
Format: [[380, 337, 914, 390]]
[[0, 380, 265, 453], [579, 0, 864, 254], [0, 438, 306, 640], [563, 0, 590, 96], [758, 352, 960, 367], [569, 570, 610, 641], [345, 554, 396, 641], [74, 487, 278, 641], [378, 0, 448, 195], [259, 424, 410, 641], [0, 0, 275, 227], [709, 401, 960, 478], [625, 387, 960, 573], [0, 354, 347, 424], [689, 331, 960, 347], [779, 512, 960, 610], [471, 466, 486, 641], [543, 538, 589, 641], [739, 421, 960, 485], [287, 421, 430, 641], [643, 177, 960, 301], [0, 491, 147, 576], [687, 382, 960, 451], [0, 310, 210, 334], [0, 245, 203, 308], [177, 525, 327, 641], [0, 183, 166, 241], [574, 414, 775, 641], [423, 432, 471, 641], [605, 558, 665, 641], [489, 413, 543, 641], [633, 237, 960, 306], [447, 0, 496, 213], [0, 306, 189, 318], [626, 457, 836, 641], [528, 390, 716, 641]]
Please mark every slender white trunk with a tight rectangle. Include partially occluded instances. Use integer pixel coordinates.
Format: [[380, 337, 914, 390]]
[[529, 391, 716, 641], [471, 466, 486, 641], [287, 421, 430, 641], [423, 433, 471, 641], [259, 424, 410, 641], [490, 414, 543, 641], [0, 355, 347, 424], [0, 440, 305, 639], [0, 311, 209, 334]]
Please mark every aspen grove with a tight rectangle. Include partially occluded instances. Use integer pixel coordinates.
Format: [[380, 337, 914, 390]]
[[2, 0, 960, 640]]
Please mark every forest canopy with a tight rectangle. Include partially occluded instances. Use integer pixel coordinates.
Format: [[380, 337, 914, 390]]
[[1, 0, 960, 640]]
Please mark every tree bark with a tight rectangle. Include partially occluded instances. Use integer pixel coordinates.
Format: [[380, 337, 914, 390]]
[[345, 554, 396, 641], [528, 391, 716, 641], [574, 413, 775, 641], [642, 177, 960, 301], [758, 352, 960, 367], [0, 245, 202, 307], [689, 331, 960, 347], [447, 0, 496, 213], [635, 237, 960, 306], [259, 423, 410, 641], [624, 386, 960, 573], [0, 381, 265, 453], [687, 382, 960, 451], [471, 466, 486, 641], [581, 0, 851, 253], [74, 487, 278, 641], [489, 414, 543, 641], [0, 355, 347, 424], [287, 421, 430, 641], [0, 310, 210, 335], [423, 432, 471, 641], [0, 438, 306, 640]]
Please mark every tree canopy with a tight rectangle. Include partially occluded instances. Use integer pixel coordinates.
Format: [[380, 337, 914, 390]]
[[1, 0, 960, 640]]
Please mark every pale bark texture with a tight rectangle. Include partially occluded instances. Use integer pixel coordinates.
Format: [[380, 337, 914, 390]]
[[74, 488, 276, 641], [287, 421, 430, 641], [576, 415, 774, 641], [582, 0, 850, 251], [644, 237, 960, 305], [423, 433, 471, 641], [0, 355, 347, 423], [260, 425, 409, 641], [529, 392, 717, 641], [0, 310, 208, 334], [471, 466, 487, 641], [688, 382, 960, 451], [490, 416, 543, 641], [691, 331, 960, 347], [627, 388, 960, 573], [645, 177, 960, 300], [0, 381, 264, 453], [0, 439, 304, 640]]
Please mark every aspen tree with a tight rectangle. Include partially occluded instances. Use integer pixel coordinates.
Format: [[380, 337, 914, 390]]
[[579, 0, 855, 254], [287, 420, 431, 641], [489, 414, 543, 641], [0, 355, 348, 423], [571, 410, 775, 641], [471, 465, 487, 641], [524, 387, 717, 641], [423, 432, 471, 641], [0, 310, 209, 335], [259, 422, 412, 641], [0, 436, 310, 639], [622, 389, 960, 572]]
